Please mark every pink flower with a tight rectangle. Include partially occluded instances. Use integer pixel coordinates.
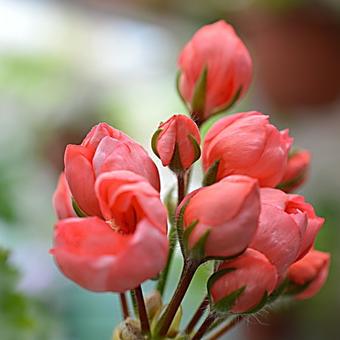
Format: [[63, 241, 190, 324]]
[[53, 173, 76, 220], [203, 111, 293, 187], [50, 171, 168, 292], [64, 123, 160, 216], [178, 21, 252, 123], [181, 175, 260, 258], [210, 249, 278, 313], [287, 249, 330, 300], [250, 188, 324, 277], [152, 114, 201, 172], [278, 150, 311, 192]]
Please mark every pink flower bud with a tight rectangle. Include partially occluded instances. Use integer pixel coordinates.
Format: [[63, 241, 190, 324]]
[[52, 173, 76, 220], [278, 150, 311, 193], [152, 114, 201, 172], [250, 188, 324, 277], [182, 175, 260, 258], [210, 249, 278, 313], [64, 123, 160, 217], [287, 249, 330, 300], [178, 21, 252, 124], [203, 111, 293, 187], [50, 171, 168, 292]]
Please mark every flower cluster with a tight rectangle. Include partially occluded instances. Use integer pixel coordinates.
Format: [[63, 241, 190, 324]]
[[51, 20, 330, 339]]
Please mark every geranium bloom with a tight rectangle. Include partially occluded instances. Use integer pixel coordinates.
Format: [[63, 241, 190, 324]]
[[287, 249, 330, 300], [51, 171, 168, 292], [203, 111, 293, 187], [178, 20, 252, 123], [65, 123, 160, 216], [250, 188, 324, 276], [210, 249, 278, 313], [181, 175, 260, 258]]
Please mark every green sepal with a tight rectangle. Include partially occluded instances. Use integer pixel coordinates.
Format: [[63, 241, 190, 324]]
[[151, 128, 162, 158], [240, 291, 269, 315], [266, 279, 289, 304], [169, 143, 184, 173], [204, 247, 247, 262], [182, 220, 198, 252], [189, 229, 210, 260], [284, 279, 311, 296], [191, 67, 208, 121], [207, 268, 236, 297], [213, 286, 246, 314], [72, 198, 87, 217], [213, 86, 243, 116], [188, 134, 201, 163], [276, 172, 305, 191], [202, 160, 220, 186]]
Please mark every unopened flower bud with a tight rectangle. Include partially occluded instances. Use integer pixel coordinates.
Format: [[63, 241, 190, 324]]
[[287, 249, 330, 300], [152, 114, 201, 173]]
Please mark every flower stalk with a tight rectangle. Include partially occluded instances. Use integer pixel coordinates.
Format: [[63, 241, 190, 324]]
[[134, 286, 150, 336]]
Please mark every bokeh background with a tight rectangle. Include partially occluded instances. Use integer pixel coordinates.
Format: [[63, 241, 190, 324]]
[[0, 0, 339, 339]]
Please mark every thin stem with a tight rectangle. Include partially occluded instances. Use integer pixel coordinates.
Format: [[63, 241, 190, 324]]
[[156, 259, 200, 337], [208, 316, 244, 340], [119, 293, 129, 320], [134, 286, 150, 336], [185, 296, 209, 334], [130, 290, 138, 316], [192, 312, 216, 340], [177, 172, 186, 206]]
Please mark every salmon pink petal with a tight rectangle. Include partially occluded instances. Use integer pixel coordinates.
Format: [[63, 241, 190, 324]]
[[64, 145, 101, 217]]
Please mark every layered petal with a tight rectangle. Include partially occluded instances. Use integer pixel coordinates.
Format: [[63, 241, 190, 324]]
[[52, 172, 76, 220], [95, 170, 167, 235], [51, 217, 168, 292]]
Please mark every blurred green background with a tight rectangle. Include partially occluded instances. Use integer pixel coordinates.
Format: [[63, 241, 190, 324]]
[[0, 0, 339, 339]]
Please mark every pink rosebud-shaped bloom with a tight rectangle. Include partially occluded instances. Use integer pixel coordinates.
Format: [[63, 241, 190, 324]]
[[278, 150, 311, 193], [152, 114, 201, 172], [287, 249, 330, 300], [65, 123, 160, 217], [203, 111, 293, 187], [250, 188, 324, 277], [210, 249, 278, 313], [178, 20, 252, 123], [182, 175, 260, 258], [53, 173, 76, 220], [51, 171, 168, 292]]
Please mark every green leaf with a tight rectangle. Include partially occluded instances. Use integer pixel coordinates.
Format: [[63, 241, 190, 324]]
[[151, 128, 162, 158], [72, 198, 87, 218], [202, 160, 220, 186]]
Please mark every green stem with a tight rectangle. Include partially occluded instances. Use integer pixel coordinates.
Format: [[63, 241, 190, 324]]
[[134, 286, 150, 336], [156, 223, 177, 296], [192, 312, 216, 340], [155, 259, 200, 337]]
